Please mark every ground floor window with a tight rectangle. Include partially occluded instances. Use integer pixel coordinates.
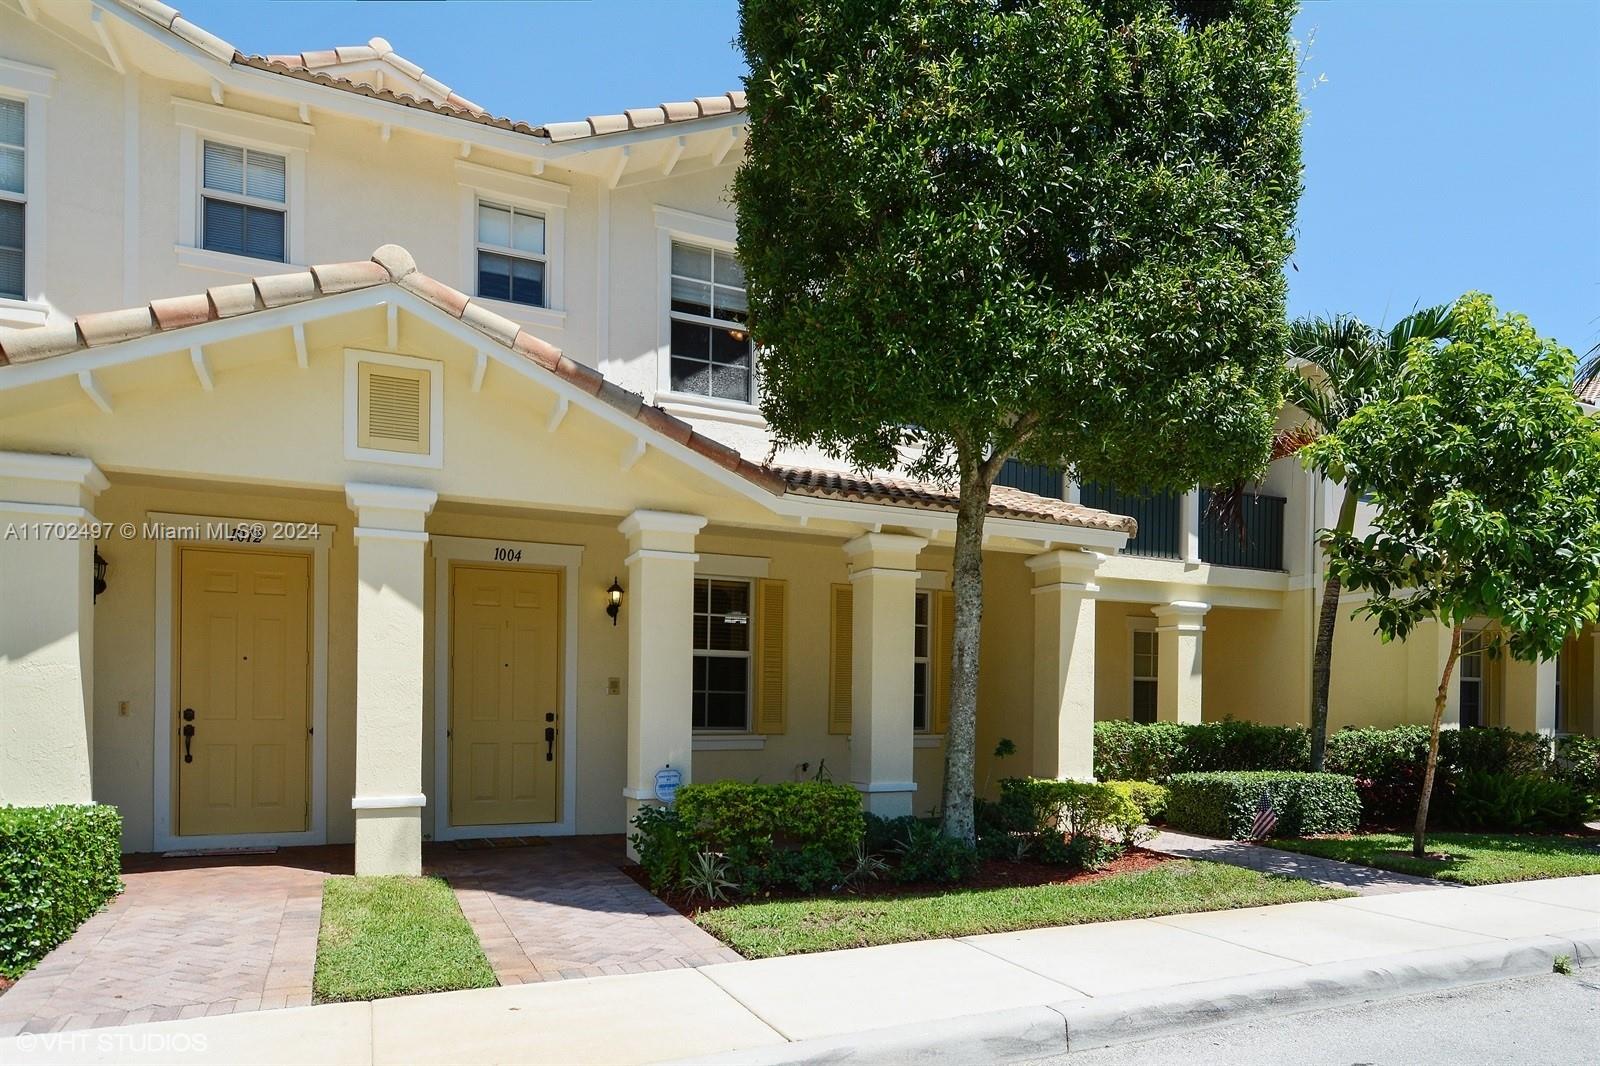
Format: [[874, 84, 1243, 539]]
[[693, 577, 751, 731], [1132, 626, 1158, 723], [912, 592, 931, 731], [1460, 632, 1485, 728]]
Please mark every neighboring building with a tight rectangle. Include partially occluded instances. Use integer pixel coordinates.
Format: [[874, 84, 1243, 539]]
[[0, 2, 1588, 873]]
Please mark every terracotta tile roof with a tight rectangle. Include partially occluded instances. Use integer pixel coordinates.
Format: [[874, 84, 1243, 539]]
[[0, 247, 1127, 537], [778, 468, 1138, 534], [1577, 374, 1600, 406], [114, 1, 747, 144]]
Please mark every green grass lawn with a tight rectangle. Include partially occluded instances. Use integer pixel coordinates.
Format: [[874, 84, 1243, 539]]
[[1268, 832, 1600, 885], [694, 860, 1347, 958], [314, 875, 497, 1002]]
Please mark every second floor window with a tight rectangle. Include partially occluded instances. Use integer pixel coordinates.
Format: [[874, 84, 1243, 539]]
[[669, 241, 752, 403], [476, 200, 546, 308], [202, 141, 287, 262], [0, 97, 24, 300]]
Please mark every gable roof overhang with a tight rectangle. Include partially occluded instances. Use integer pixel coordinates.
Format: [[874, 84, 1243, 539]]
[[0, 246, 1134, 553]]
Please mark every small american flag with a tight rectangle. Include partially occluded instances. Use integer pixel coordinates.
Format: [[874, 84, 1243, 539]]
[[1250, 793, 1278, 840]]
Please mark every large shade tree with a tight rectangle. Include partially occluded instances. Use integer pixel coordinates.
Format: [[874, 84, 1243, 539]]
[[1308, 294, 1600, 857], [1281, 307, 1452, 770], [735, 0, 1303, 842]]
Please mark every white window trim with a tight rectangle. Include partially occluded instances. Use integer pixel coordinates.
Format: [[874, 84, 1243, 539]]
[[174, 98, 309, 267], [653, 205, 764, 424], [344, 348, 445, 469], [1129, 617, 1158, 723], [150, 511, 334, 852], [431, 535, 583, 840], [456, 160, 567, 331], [1459, 627, 1488, 727], [0, 57, 54, 327], [692, 574, 755, 734], [913, 590, 932, 733]]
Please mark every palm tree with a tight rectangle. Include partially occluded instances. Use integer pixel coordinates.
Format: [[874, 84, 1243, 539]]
[[1281, 306, 1453, 770]]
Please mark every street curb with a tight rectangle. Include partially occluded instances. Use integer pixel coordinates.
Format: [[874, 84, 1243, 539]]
[[680, 933, 1592, 1065]]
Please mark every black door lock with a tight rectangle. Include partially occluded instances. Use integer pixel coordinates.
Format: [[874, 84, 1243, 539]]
[[182, 723, 195, 763], [544, 725, 556, 762]]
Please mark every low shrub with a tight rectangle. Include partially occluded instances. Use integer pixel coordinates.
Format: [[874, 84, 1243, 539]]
[[1165, 771, 1361, 840], [629, 805, 694, 891], [881, 817, 980, 884], [1553, 735, 1600, 796], [663, 780, 866, 894], [1, 804, 123, 978], [1449, 772, 1594, 833], [982, 779, 1150, 870], [1104, 780, 1169, 824]]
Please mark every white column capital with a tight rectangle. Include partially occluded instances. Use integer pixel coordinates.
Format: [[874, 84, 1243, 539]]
[[618, 510, 708, 538], [1026, 549, 1104, 589], [1154, 600, 1211, 632], [0, 452, 109, 496], [345, 482, 437, 535]]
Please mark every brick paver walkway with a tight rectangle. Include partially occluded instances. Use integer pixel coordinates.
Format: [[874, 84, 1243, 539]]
[[0, 848, 344, 1038], [1146, 829, 1454, 895], [431, 835, 741, 983], [0, 837, 735, 1035]]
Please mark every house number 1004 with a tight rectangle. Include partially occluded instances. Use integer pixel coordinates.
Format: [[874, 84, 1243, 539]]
[[493, 547, 523, 562]]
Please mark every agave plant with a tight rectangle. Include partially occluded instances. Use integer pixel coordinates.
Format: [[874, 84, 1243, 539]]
[[681, 850, 737, 904]]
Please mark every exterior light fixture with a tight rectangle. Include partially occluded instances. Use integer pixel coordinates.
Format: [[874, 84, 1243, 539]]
[[93, 548, 108, 602], [606, 577, 624, 626]]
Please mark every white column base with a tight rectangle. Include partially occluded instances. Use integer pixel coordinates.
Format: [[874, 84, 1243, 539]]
[[851, 781, 918, 818]]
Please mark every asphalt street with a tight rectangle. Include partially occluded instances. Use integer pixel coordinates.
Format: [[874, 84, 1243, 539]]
[[1030, 971, 1600, 1065]]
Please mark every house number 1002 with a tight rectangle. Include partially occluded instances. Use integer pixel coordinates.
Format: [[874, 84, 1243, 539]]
[[493, 547, 523, 562]]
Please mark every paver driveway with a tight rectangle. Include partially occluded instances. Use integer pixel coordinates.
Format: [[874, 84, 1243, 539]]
[[0, 836, 735, 1035]]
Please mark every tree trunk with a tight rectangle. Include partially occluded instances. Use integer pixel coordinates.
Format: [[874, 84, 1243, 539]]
[[1309, 487, 1360, 771], [940, 458, 994, 845], [1414, 624, 1462, 859]]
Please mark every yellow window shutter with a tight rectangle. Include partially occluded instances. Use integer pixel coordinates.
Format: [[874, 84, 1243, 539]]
[[933, 590, 955, 734], [754, 578, 788, 735], [828, 583, 853, 735]]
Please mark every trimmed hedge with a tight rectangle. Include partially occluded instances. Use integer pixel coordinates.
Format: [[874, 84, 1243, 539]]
[[1096, 721, 1596, 826], [671, 780, 865, 892], [1, 804, 123, 978], [1166, 771, 1361, 840], [1104, 780, 1169, 824]]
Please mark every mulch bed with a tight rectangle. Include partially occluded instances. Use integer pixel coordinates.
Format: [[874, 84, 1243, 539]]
[[624, 847, 1172, 919], [0, 976, 12, 997]]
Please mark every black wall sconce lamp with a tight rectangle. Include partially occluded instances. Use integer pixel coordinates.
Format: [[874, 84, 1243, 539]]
[[93, 547, 108, 602], [606, 577, 624, 626]]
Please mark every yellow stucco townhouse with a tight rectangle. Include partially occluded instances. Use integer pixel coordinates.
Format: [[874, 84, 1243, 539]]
[[0, 1, 1593, 876]]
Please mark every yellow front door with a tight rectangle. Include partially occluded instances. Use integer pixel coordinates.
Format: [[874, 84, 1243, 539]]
[[450, 565, 561, 826], [177, 547, 311, 836]]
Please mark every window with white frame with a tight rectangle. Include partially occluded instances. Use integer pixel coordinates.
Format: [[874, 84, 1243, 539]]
[[913, 592, 932, 732], [1459, 633, 1485, 728], [0, 97, 24, 300], [669, 241, 752, 403], [1132, 627, 1158, 724], [693, 577, 752, 731], [201, 140, 287, 262], [475, 199, 547, 308]]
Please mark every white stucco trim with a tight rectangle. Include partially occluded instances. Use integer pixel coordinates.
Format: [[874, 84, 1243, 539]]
[[455, 160, 568, 320], [351, 793, 427, 810], [431, 535, 583, 840], [173, 98, 309, 267], [150, 510, 334, 853], [343, 348, 446, 469]]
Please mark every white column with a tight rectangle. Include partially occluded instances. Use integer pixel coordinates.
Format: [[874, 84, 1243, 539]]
[[1154, 600, 1210, 724], [1502, 656, 1558, 736], [843, 532, 926, 817], [347, 482, 436, 876], [1179, 489, 1201, 564], [619, 510, 706, 850], [0, 454, 107, 807], [1026, 550, 1101, 781]]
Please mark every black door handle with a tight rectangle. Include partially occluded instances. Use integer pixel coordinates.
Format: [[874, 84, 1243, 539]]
[[544, 725, 555, 762], [182, 723, 195, 763]]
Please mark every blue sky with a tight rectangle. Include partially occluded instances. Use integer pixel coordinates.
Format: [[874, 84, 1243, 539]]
[[182, 0, 1599, 354]]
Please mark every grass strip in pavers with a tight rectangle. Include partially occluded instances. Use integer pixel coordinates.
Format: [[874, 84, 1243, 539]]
[[694, 859, 1347, 958], [314, 875, 497, 1001], [1267, 832, 1600, 885]]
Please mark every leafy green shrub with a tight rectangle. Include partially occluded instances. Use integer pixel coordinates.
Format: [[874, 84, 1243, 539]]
[[1323, 725, 1433, 823], [985, 779, 1150, 870], [1104, 780, 1169, 824], [885, 818, 979, 884], [1, 804, 123, 978], [1553, 735, 1600, 796], [1165, 772, 1361, 840], [672, 780, 865, 893], [1449, 772, 1594, 832], [629, 805, 694, 891], [1093, 720, 1307, 782]]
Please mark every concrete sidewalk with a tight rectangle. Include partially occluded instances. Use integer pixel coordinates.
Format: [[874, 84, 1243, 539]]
[[2, 876, 1595, 1066]]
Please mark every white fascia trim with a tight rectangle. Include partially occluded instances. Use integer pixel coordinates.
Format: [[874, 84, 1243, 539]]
[[0, 452, 109, 494], [351, 793, 427, 810]]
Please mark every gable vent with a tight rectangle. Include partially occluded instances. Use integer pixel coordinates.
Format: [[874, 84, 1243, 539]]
[[357, 362, 430, 455]]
